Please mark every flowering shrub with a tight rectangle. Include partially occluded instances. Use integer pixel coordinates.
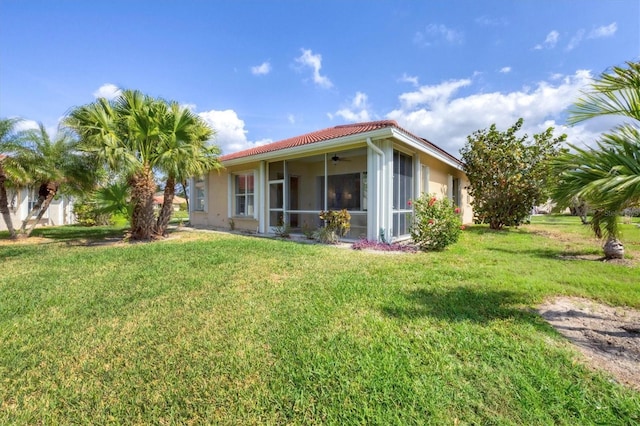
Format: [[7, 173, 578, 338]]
[[352, 239, 417, 253], [410, 194, 462, 251]]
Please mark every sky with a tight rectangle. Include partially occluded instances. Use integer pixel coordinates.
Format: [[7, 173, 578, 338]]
[[1, 0, 639, 158]]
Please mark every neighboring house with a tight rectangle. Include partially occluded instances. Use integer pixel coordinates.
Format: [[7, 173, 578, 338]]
[[0, 187, 76, 231], [153, 193, 187, 212], [189, 120, 472, 242]]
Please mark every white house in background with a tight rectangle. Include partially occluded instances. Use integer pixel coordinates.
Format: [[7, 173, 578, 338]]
[[189, 120, 472, 242], [0, 187, 76, 231]]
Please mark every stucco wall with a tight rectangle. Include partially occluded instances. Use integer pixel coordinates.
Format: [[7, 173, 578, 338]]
[[190, 164, 260, 232], [418, 154, 473, 225]]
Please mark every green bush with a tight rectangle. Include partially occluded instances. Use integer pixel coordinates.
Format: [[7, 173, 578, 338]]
[[410, 194, 462, 251], [73, 200, 112, 227], [318, 209, 351, 243]]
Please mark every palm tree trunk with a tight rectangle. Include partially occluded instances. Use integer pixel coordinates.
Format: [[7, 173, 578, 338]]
[[129, 166, 156, 241], [155, 175, 175, 237], [23, 183, 59, 237], [0, 163, 18, 239], [19, 182, 58, 236]]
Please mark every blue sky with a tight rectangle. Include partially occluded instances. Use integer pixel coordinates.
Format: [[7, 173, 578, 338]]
[[1, 0, 639, 157]]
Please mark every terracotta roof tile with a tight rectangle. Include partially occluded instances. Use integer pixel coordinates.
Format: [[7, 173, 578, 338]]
[[220, 120, 461, 165]]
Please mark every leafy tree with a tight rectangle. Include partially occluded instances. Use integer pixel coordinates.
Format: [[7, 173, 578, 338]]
[[552, 61, 640, 259], [460, 118, 566, 230], [65, 89, 220, 241]]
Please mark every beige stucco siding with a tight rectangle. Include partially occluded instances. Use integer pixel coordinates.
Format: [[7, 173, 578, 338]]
[[190, 163, 261, 232], [417, 153, 473, 225]]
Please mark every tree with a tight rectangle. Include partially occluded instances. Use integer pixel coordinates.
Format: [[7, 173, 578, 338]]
[[552, 61, 640, 259], [460, 118, 565, 230], [65, 89, 220, 241], [16, 124, 99, 237], [0, 118, 30, 239], [154, 102, 220, 236]]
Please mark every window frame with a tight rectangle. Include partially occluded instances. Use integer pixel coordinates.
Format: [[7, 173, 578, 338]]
[[192, 175, 207, 212], [233, 172, 255, 217]]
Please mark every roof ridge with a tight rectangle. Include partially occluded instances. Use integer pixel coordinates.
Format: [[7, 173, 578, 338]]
[[333, 120, 398, 129]]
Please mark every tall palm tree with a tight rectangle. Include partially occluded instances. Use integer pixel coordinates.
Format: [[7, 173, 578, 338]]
[[0, 118, 30, 239], [65, 89, 220, 241], [553, 61, 640, 259], [154, 102, 220, 236], [18, 124, 98, 237], [66, 90, 164, 240]]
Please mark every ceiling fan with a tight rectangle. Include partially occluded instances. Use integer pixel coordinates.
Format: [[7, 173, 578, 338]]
[[331, 153, 351, 164]]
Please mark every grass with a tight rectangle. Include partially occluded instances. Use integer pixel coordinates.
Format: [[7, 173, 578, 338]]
[[1, 216, 639, 424]]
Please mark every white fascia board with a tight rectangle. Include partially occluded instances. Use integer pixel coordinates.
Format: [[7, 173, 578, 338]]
[[389, 129, 464, 171], [221, 128, 396, 167]]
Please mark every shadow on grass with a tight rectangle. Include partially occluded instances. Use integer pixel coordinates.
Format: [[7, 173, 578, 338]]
[[30, 225, 128, 241], [461, 225, 530, 236], [383, 286, 541, 325], [486, 246, 602, 261]]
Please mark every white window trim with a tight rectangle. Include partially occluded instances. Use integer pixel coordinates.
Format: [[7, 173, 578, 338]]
[[191, 175, 208, 213], [231, 171, 256, 218]]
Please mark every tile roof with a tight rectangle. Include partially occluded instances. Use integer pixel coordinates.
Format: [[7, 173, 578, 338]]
[[220, 120, 461, 165]]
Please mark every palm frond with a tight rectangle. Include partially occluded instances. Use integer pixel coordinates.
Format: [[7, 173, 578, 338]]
[[568, 61, 640, 125]]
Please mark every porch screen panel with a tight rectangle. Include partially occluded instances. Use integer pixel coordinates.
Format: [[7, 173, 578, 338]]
[[393, 150, 413, 237]]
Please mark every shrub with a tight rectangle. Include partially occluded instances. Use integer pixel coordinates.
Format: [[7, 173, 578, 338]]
[[410, 194, 462, 251], [318, 209, 351, 243], [352, 239, 417, 253], [73, 200, 112, 227]]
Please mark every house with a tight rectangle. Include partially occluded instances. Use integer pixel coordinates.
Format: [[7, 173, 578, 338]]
[[189, 120, 472, 242], [153, 193, 187, 212], [0, 187, 76, 231]]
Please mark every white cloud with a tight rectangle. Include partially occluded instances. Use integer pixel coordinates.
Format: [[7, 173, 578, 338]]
[[398, 79, 471, 110], [251, 61, 271, 75], [399, 73, 420, 87], [14, 119, 40, 132], [295, 49, 333, 89], [499, 66, 512, 74], [589, 22, 617, 38], [385, 70, 602, 155], [287, 114, 296, 124], [93, 83, 122, 100], [414, 24, 463, 46], [534, 30, 559, 50], [198, 109, 264, 154], [475, 15, 508, 26], [566, 29, 585, 51], [566, 23, 617, 51], [330, 91, 373, 122]]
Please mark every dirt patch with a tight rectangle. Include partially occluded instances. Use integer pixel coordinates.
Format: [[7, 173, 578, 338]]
[[538, 297, 640, 390]]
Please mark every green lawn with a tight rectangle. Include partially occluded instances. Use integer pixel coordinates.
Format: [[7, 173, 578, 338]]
[[1, 217, 639, 424]]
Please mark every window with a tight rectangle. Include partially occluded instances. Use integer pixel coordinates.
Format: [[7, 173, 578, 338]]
[[193, 176, 206, 211], [234, 173, 255, 216], [452, 177, 461, 207], [320, 173, 362, 210]]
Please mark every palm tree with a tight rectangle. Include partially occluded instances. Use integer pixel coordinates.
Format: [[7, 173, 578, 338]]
[[553, 61, 640, 259], [65, 89, 220, 241], [154, 102, 220, 236], [66, 90, 164, 240], [0, 118, 30, 239], [18, 124, 98, 237]]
